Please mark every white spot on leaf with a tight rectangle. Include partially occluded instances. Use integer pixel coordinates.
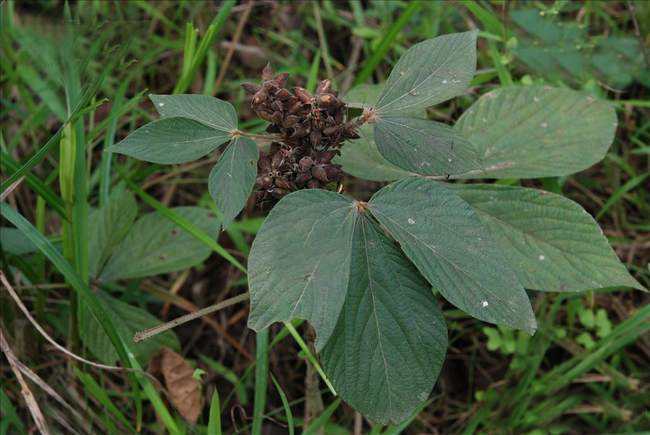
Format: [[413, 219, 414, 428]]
[[538, 255, 545, 261], [407, 218, 416, 225], [481, 300, 489, 307]]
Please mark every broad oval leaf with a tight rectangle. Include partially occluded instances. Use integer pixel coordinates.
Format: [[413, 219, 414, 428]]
[[336, 85, 422, 181], [0, 227, 38, 255], [88, 186, 138, 278], [375, 31, 477, 114], [111, 117, 232, 164], [369, 178, 536, 333], [208, 136, 259, 228], [454, 86, 617, 178], [335, 124, 413, 181], [321, 217, 447, 424], [374, 116, 482, 177], [247, 189, 360, 349], [149, 94, 238, 132], [451, 184, 645, 292], [79, 291, 180, 365], [99, 207, 220, 282]]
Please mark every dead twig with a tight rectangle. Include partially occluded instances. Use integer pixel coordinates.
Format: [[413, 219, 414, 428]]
[[0, 327, 51, 435], [134, 292, 250, 343], [0, 271, 124, 372], [214, 0, 254, 93]]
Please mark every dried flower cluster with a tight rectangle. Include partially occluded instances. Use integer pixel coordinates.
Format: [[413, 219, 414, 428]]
[[242, 65, 360, 204]]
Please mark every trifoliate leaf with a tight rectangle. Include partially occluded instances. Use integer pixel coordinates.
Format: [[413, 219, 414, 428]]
[[247, 190, 360, 349], [451, 184, 645, 292], [369, 178, 537, 333], [321, 217, 447, 424]]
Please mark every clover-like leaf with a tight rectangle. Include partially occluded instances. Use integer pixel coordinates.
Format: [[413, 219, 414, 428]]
[[100, 207, 220, 282], [247, 190, 360, 349], [149, 94, 238, 132], [369, 178, 536, 333], [336, 84, 420, 181], [111, 117, 232, 164], [208, 136, 259, 228], [321, 217, 447, 424], [375, 31, 477, 114], [451, 184, 645, 292], [454, 86, 617, 178], [374, 116, 482, 177]]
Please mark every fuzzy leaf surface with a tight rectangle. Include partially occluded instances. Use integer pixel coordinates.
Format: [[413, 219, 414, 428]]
[[336, 85, 420, 181], [208, 136, 259, 228], [454, 86, 617, 178], [451, 184, 645, 292], [336, 124, 413, 181], [375, 31, 477, 114], [79, 291, 180, 365], [99, 207, 220, 282], [88, 186, 138, 277], [374, 116, 482, 177], [110, 117, 231, 164], [149, 94, 238, 132], [247, 190, 359, 350], [369, 178, 536, 333], [321, 217, 447, 424]]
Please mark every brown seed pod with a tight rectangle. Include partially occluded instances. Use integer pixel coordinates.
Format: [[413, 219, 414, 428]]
[[246, 65, 360, 204]]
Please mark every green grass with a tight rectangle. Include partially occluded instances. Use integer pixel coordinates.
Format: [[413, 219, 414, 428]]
[[1, 1, 648, 433]]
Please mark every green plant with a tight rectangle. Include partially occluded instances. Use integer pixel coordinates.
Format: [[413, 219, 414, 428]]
[[111, 30, 645, 424]]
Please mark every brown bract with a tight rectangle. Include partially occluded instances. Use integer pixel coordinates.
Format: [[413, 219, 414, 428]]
[[242, 64, 362, 205], [149, 348, 204, 424]]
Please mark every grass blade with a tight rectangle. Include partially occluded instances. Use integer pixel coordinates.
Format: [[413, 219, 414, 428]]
[[284, 322, 336, 395], [252, 329, 269, 435], [596, 173, 648, 220], [207, 390, 222, 435], [303, 398, 342, 435], [271, 374, 294, 435], [354, 1, 421, 86], [174, 0, 236, 94]]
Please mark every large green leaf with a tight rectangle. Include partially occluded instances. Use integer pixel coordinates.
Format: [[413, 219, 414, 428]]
[[369, 178, 536, 333], [374, 116, 482, 177], [99, 207, 220, 282], [208, 136, 259, 228], [79, 291, 180, 365], [110, 117, 232, 164], [88, 186, 138, 278], [451, 184, 645, 292], [335, 124, 413, 181], [247, 190, 360, 349], [149, 94, 238, 132], [342, 84, 424, 116], [0, 227, 38, 255], [375, 31, 477, 114], [336, 85, 421, 181], [320, 217, 447, 424], [454, 86, 617, 178]]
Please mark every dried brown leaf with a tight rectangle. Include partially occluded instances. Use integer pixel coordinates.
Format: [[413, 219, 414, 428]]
[[150, 348, 204, 424]]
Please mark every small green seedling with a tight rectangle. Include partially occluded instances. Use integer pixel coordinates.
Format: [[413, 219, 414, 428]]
[[112, 31, 645, 424]]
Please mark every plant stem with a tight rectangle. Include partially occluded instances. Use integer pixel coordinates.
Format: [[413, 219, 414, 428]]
[[133, 292, 249, 342]]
